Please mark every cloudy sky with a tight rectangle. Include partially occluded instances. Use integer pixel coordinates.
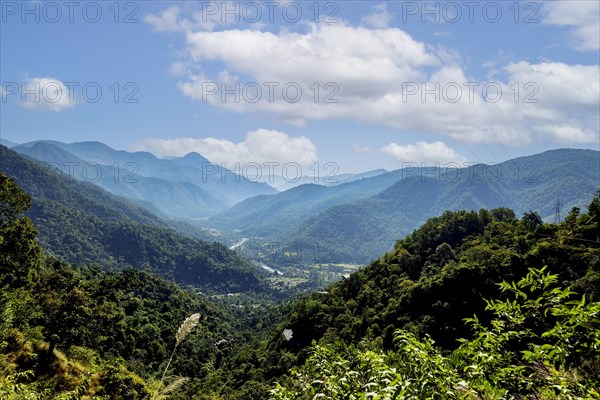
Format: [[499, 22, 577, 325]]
[[1, 1, 599, 173]]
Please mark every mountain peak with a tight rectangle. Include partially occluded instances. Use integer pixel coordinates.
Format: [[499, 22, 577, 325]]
[[183, 151, 210, 161], [172, 151, 212, 166]]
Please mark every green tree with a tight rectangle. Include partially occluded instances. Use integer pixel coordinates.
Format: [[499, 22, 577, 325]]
[[0, 173, 41, 285], [271, 268, 600, 399]]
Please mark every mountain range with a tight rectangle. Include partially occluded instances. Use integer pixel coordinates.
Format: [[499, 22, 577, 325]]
[[10, 140, 276, 219], [6, 139, 599, 265], [209, 149, 600, 263], [0, 145, 264, 293]]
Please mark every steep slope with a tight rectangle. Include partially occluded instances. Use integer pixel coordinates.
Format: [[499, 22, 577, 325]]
[[0, 145, 262, 292], [289, 149, 600, 263], [280, 200, 600, 354], [209, 170, 407, 237], [255, 169, 389, 191], [13, 142, 227, 218], [35, 140, 277, 206]]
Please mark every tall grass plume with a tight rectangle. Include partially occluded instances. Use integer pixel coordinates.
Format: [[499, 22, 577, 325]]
[[149, 313, 201, 400]]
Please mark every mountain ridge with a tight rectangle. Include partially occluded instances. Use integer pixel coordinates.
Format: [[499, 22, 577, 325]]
[[13, 140, 278, 218], [0, 145, 264, 293]]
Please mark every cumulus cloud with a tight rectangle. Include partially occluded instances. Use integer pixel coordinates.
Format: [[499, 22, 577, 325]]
[[381, 141, 468, 164], [144, 6, 184, 32], [145, 7, 599, 147], [129, 129, 317, 167], [543, 1, 600, 51], [505, 62, 599, 108], [183, 23, 437, 87], [17, 77, 75, 112]]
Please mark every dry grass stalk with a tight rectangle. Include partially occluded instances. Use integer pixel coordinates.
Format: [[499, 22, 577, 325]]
[[158, 376, 190, 398], [175, 313, 201, 347]]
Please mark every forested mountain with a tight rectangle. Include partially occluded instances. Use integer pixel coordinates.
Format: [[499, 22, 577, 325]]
[[264, 195, 600, 398], [282, 149, 600, 263], [1, 166, 598, 399], [0, 146, 262, 293], [282, 203, 600, 351], [0, 172, 253, 397], [14, 142, 227, 219], [257, 168, 388, 191], [209, 169, 410, 237], [13, 140, 276, 219]]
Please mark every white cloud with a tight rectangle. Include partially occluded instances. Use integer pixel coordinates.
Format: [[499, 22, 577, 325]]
[[543, 1, 600, 51], [381, 141, 468, 164], [144, 2, 245, 33], [361, 3, 393, 28], [183, 23, 437, 86], [144, 6, 184, 32], [129, 129, 317, 167], [18, 77, 75, 112], [535, 125, 598, 144], [146, 8, 599, 148], [505, 61, 599, 108]]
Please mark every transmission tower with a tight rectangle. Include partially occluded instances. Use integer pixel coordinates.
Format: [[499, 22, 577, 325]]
[[554, 197, 561, 224]]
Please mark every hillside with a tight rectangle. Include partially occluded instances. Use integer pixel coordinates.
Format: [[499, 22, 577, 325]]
[[14, 140, 277, 219], [1, 168, 598, 399], [0, 145, 262, 293], [13, 141, 227, 219], [280, 200, 600, 351], [262, 196, 600, 398], [0, 174, 249, 397], [287, 149, 600, 263], [209, 169, 408, 237]]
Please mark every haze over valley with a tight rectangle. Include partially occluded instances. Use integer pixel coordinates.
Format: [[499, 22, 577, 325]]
[[1, 1, 599, 398]]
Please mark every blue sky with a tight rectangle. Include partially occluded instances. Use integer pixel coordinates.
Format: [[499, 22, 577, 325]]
[[1, 1, 599, 174]]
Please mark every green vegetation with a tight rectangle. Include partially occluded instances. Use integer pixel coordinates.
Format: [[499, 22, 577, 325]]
[[279, 200, 600, 353], [272, 268, 600, 399], [0, 171, 281, 398], [211, 149, 600, 263], [1, 146, 263, 293], [1, 149, 599, 398]]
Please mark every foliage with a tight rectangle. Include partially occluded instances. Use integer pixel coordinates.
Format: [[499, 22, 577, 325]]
[[0, 145, 263, 293], [2, 153, 599, 399], [280, 203, 600, 353], [272, 268, 600, 399], [0, 173, 41, 286]]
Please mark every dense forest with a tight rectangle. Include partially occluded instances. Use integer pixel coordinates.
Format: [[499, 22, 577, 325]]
[[0, 146, 263, 293], [1, 163, 599, 398], [286, 149, 600, 263]]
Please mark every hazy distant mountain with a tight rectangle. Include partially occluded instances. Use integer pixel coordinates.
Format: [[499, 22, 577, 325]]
[[0, 145, 263, 292], [206, 149, 599, 264], [209, 169, 409, 237], [0, 138, 18, 147], [14, 140, 277, 218], [288, 149, 600, 263], [333, 169, 389, 185], [258, 169, 389, 191], [13, 142, 226, 219]]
